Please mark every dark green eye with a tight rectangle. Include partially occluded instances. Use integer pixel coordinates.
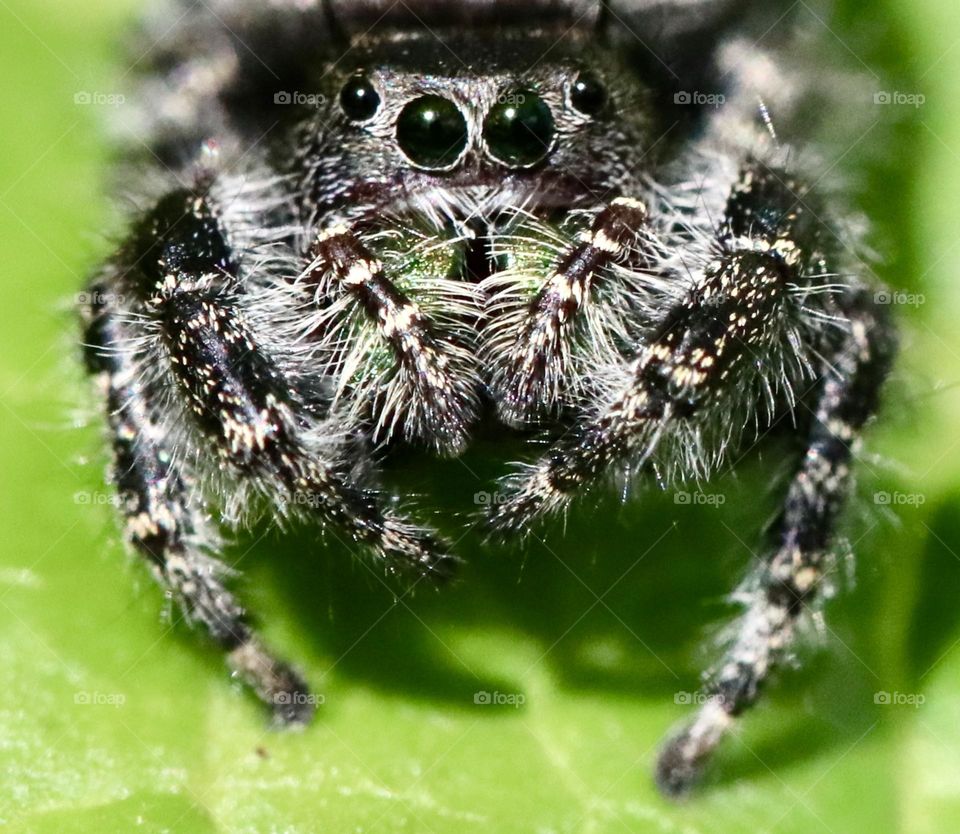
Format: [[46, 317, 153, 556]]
[[570, 71, 607, 115], [483, 91, 555, 168], [396, 95, 469, 169], [339, 76, 381, 121]]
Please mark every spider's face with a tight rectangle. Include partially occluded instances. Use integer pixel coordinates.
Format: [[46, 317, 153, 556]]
[[299, 30, 653, 218]]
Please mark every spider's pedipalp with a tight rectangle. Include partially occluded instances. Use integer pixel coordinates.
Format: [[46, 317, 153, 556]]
[[300, 223, 480, 456], [482, 197, 656, 425]]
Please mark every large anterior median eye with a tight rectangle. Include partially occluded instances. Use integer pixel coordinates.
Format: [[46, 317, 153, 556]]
[[396, 95, 469, 169], [483, 91, 555, 168]]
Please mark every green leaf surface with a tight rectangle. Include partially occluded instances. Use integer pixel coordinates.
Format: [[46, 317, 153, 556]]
[[1, 1, 959, 831]]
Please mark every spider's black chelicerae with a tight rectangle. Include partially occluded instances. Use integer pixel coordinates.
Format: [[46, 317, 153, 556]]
[[80, 0, 897, 796]]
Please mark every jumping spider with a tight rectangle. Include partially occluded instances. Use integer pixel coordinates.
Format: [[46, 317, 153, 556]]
[[80, 0, 896, 796]]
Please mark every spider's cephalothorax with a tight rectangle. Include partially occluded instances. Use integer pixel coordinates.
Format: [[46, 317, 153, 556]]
[[81, 0, 897, 796]]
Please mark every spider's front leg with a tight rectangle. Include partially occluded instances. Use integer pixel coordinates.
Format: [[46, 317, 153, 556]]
[[488, 242, 795, 530], [84, 181, 457, 721], [489, 160, 833, 528], [126, 187, 455, 581], [490, 160, 896, 793], [655, 287, 895, 795], [482, 197, 654, 425]]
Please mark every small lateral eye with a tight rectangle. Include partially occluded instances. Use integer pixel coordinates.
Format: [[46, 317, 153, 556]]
[[570, 71, 607, 115], [339, 75, 381, 121]]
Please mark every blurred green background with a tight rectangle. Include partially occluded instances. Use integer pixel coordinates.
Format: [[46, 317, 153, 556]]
[[1, 0, 959, 831]]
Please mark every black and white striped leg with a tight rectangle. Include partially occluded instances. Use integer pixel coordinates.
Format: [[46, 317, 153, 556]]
[[655, 291, 896, 795], [489, 160, 824, 532], [304, 224, 479, 456], [488, 243, 795, 533], [82, 288, 314, 724], [486, 197, 652, 425], [129, 188, 457, 583]]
